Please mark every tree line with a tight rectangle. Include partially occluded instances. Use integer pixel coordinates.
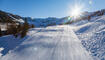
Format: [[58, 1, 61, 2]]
[[0, 19, 35, 38]]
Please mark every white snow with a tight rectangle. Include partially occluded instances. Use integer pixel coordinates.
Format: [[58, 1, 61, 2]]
[[0, 25, 93, 60], [8, 14, 24, 23], [0, 14, 105, 60], [0, 23, 7, 31], [73, 15, 105, 60], [0, 47, 4, 56]]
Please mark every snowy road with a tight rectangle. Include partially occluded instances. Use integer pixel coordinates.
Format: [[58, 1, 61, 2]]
[[1, 25, 93, 60]]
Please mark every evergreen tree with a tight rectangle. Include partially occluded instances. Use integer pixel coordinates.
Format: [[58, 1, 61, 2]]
[[0, 27, 2, 36], [31, 24, 35, 28], [21, 18, 29, 38]]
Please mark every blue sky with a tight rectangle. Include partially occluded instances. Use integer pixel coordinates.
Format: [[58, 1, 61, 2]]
[[0, 0, 105, 18]]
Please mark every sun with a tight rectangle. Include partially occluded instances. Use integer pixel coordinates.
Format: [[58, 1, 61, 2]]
[[71, 5, 82, 18], [70, 4, 84, 18], [71, 6, 81, 17]]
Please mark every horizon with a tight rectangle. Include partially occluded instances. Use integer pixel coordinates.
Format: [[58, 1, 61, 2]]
[[0, 0, 105, 18]]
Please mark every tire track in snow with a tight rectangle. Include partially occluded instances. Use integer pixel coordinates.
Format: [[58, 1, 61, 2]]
[[49, 25, 93, 60]]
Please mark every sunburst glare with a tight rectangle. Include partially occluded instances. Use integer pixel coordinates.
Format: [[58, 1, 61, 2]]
[[69, 3, 84, 19], [71, 5, 81, 17]]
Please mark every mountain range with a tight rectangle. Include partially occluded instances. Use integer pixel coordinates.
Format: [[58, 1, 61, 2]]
[[0, 9, 105, 27]]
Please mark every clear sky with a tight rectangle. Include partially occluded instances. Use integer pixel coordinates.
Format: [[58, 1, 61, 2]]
[[0, 0, 105, 18]]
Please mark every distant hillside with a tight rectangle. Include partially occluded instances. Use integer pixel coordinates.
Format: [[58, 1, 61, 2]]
[[0, 9, 105, 27], [0, 10, 24, 23], [24, 9, 105, 27]]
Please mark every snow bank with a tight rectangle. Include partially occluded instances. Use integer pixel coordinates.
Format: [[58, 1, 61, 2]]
[[73, 15, 105, 60]]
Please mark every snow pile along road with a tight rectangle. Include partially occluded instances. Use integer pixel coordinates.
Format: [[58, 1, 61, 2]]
[[0, 25, 93, 60], [72, 15, 105, 60]]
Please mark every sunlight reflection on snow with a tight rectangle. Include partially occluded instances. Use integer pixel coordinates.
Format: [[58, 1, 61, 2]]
[[89, 0, 92, 5], [34, 47, 38, 51], [0, 47, 4, 56]]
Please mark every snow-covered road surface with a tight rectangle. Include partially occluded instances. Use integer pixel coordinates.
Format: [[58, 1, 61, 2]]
[[1, 25, 93, 60]]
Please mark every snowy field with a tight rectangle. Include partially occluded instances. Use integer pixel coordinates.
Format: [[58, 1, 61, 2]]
[[0, 15, 105, 60], [0, 25, 93, 60]]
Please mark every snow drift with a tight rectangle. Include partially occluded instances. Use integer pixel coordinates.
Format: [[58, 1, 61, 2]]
[[73, 15, 105, 60]]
